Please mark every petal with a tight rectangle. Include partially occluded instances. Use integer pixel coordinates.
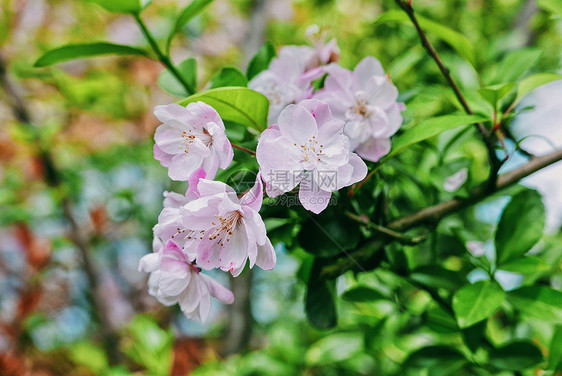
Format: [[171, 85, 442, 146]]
[[199, 274, 234, 304], [196, 236, 222, 270], [241, 207, 267, 246], [299, 178, 333, 214], [138, 252, 161, 273], [158, 271, 190, 296], [348, 152, 368, 183], [177, 278, 201, 315], [168, 153, 203, 181], [195, 277, 212, 323], [255, 237, 276, 271], [278, 104, 318, 145], [219, 223, 249, 274], [356, 137, 391, 162], [354, 56, 385, 82], [365, 76, 399, 109], [239, 173, 263, 212], [186, 168, 206, 199], [297, 99, 333, 128], [153, 144, 172, 167], [197, 179, 237, 198]]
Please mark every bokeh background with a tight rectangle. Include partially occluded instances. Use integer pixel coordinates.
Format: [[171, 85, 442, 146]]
[[1, 0, 561, 375]]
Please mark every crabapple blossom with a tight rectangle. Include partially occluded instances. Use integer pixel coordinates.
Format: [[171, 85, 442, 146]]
[[249, 38, 339, 125], [314, 56, 404, 162], [179, 173, 276, 276], [153, 102, 233, 181], [256, 99, 367, 214], [138, 239, 234, 323]]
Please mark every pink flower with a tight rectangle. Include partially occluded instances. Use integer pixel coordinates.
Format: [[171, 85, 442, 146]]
[[314, 57, 404, 162], [139, 239, 234, 323], [249, 40, 338, 125], [153, 102, 233, 181], [179, 173, 276, 276], [256, 99, 367, 214], [153, 168, 206, 261]]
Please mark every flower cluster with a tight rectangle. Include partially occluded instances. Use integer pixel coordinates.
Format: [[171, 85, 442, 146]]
[[140, 31, 404, 322]]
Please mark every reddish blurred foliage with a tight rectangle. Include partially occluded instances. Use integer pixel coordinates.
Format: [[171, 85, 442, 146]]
[[0, 135, 18, 162], [89, 205, 108, 235], [14, 224, 51, 271], [171, 338, 212, 376], [130, 60, 161, 87]]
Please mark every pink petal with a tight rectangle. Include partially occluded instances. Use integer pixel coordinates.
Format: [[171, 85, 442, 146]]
[[298, 177, 333, 214], [354, 56, 385, 82], [255, 237, 276, 271], [356, 137, 391, 162], [298, 99, 333, 128], [200, 274, 234, 304], [278, 104, 318, 146], [239, 173, 263, 212]]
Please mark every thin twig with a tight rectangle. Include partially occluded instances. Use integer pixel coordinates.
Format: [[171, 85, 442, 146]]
[[345, 211, 426, 245], [232, 143, 256, 156], [134, 13, 195, 95], [321, 148, 562, 279], [0, 54, 121, 364], [394, 0, 503, 190]]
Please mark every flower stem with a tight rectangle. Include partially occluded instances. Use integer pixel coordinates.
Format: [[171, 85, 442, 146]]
[[133, 13, 195, 95]]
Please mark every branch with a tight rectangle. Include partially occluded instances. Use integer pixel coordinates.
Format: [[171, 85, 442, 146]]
[[321, 148, 562, 279], [395, 0, 503, 188], [232, 143, 256, 156], [0, 55, 122, 364], [133, 14, 195, 95]]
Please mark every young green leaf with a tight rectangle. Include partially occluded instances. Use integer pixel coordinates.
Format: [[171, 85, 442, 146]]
[[210, 66, 248, 89], [495, 189, 545, 265], [488, 341, 544, 371], [549, 326, 562, 371], [246, 41, 276, 80], [499, 256, 549, 274], [513, 72, 562, 105], [158, 58, 197, 97], [375, 10, 475, 65], [410, 265, 465, 291], [452, 280, 505, 328], [385, 114, 485, 161], [177, 87, 269, 131], [478, 82, 515, 111], [507, 286, 562, 323], [85, 0, 143, 14], [166, 0, 215, 53], [34, 43, 150, 67], [491, 48, 542, 84]]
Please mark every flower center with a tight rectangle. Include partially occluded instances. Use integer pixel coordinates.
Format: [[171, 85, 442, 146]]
[[208, 211, 242, 247], [347, 91, 372, 118], [180, 128, 213, 154], [294, 135, 324, 169]]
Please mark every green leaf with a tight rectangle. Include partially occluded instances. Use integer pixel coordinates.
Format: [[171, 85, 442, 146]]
[[246, 41, 276, 80], [305, 260, 337, 329], [210, 66, 248, 89], [488, 341, 544, 371], [375, 10, 475, 65], [385, 114, 485, 160], [495, 189, 545, 265], [34, 42, 149, 67], [305, 333, 363, 365], [478, 83, 515, 111], [491, 48, 542, 84], [513, 73, 562, 105], [452, 280, 505, 328], [69, 343, 109, 374], [404, 346, 467, 373], [507, 286, 562, 323], [499, 256, 549, 274], [341, 285, 386, 302], [177, 87, 269, 131], [85, 0, 143, 13], [410, 265, 465, 291], [549, 325, 562, 371], [538, 0, 562, 15], [158, 58, 197, 97], [298, 209, 360, 258], [166, 0, 215, 53]]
